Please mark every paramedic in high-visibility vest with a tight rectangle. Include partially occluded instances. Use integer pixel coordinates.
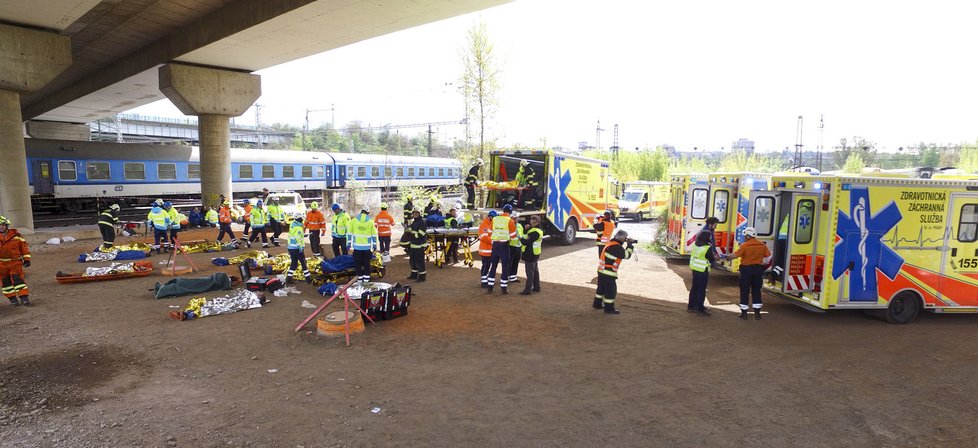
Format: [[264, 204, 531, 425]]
[[267, 198, 286, 247], [97, 203, 121, 251], [594, 229, 635, 314], [487, 204, 517, 295], [163, 201, 180, 250], [374, 203, 394, 256], [519, 215, 544, 295], [508, 211, 524, 284], [0, 215, 32, 306], [407, 209, 428, 282], [204, 206, 218, 228], [465, 158, 484, 209], [724, 226, 771, 320], [147, 202, 171, 254], [347, 207, 378, 283], [444, 208, 460, 264], [247, 200, 268, 248], [286, 213, 312, 284], [330, 203, 350, 257], [687, 230, 715, 316], [593, 210, 616, 256], [478, 211, 495, 288], [304, 201, 326, 257]]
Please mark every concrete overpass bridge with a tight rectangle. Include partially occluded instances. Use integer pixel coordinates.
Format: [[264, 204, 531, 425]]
[[0, 0, 509, 232]]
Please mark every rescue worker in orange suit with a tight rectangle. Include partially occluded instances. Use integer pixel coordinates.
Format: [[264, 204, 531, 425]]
[[374, 203, 394, 256], [0, 216, 32, 306], [478, 211, 495, 288], [724, 226, 772, 320], [487, 204, 517, 295], [465, 158, 484, 209], [594, 229, 635, 314], [304, 201, 327, 257], [593, 210, 616, 257], [216, 200, 239, 247], [241, 199, 253, 237]]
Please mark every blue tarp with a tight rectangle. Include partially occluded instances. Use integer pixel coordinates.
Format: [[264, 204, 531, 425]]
[[321, 255, 355, 273], [318, 282, 338, 296]]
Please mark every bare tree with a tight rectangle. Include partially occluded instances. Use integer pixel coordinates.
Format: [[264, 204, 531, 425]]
[[459, 22, 501, 163]]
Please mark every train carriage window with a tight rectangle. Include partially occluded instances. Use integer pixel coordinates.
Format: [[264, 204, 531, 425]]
[[239, 165, 253, 179], [408, 167, 415, 177], [371, 166, 380, 178], [58, 161, 77, 181], [283, 166, 295, 178], [396, 167, 404, 177], [357, 166, 367, 178], [794, 200, 815, 244], [188, 163, 200, 179], [157, 163, 177, 180], [690, 188, 708, 219], [958, 204, 978, 242], [385, 167, 393, 177], [87, 162, 110, 180], [301, 166, 313, 178], [316, 166, 324, 178], [753, 196, 775, 236], [438, 168, 445, 177], [711, 190, 729, 223], [262, 165, 275, 179], [428, 168, 435, 177], [347, 166, 355, 179], [124, 162, 145, 180]]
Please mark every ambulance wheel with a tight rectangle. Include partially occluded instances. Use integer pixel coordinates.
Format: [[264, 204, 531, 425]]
[[560, 218, 578, 246], [884, 291, 921, 324]]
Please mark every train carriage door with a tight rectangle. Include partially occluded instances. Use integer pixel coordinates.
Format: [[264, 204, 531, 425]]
[[747, 190, 780, 267], [710, 186, 733, 256], [783, 193, 820, 293], [942, 195, 978, 306], [32, 160, 54, 195]]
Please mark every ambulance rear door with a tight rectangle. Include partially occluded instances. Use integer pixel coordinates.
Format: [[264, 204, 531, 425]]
[[684, 183, 711, 251], [783, 193, 820, 293], [747, 190, 780, 264], [710, 185, 734, 256]]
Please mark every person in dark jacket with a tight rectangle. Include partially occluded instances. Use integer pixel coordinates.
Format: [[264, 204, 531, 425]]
[[97, 204, 120, 251], [519, 215, 544, 295], [686, 230, 715, 316], [593, 229, 634, 314], [465, 158, 483, 209], [407, 210, 428, 282]]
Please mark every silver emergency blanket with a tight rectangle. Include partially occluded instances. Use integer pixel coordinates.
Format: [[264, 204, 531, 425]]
[[83, 262, 137, 277], [425, 227, 479, 237], [82, 251, 118, 262], [345, 282, 392, 298], [198, 289, 262, 318]]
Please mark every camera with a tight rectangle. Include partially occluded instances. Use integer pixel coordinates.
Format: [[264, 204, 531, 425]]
[[625, 238, 638, 244]]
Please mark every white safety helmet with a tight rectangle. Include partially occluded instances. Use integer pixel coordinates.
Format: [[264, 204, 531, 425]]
[[292, 212, 304, 221], [511, 211, 520, 219], [744, 227, 758, 238], [110, 204, 120, 211], [520, 159, 528, 166], [477, 158, 484, 165]]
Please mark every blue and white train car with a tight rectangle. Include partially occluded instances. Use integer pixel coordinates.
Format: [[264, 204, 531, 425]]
[[331, 152, 461, 188]]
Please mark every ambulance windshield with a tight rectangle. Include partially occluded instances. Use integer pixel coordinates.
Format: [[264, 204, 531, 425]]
[[622, 192, 644, 202]]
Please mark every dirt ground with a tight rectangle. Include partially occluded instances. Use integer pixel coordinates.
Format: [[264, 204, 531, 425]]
[[2, 223, 978, 448]]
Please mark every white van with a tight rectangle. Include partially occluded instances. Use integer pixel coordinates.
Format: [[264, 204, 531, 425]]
[[266, 191, 307, 218]]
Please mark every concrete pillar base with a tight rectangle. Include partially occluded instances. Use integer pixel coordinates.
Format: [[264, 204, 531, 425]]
[[0, 89, 34, 233], [199, 114, 232, 209]]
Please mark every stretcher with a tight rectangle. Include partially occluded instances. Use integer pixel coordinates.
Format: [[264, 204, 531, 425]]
[[425, 227, 479, 268], [55, 261, 154, 284]]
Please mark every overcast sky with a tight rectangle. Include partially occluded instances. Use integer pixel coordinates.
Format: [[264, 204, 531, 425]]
[[129, 0, 978, 153]]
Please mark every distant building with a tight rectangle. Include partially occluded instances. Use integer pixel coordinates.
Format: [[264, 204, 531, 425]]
[[732, 138, 755, 155]]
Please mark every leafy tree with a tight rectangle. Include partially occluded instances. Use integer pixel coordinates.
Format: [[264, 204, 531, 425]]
[[842, 153, 866, 174], [459, 22, 501, 163], [957, 141, 978, 173], [716, 150, 785, 172]]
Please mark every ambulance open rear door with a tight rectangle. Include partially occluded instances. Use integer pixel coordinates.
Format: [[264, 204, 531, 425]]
[[783, 193, 820, 294], [747, 190, 780, 268]]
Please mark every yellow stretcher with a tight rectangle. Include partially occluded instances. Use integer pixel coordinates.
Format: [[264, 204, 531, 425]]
[[425, 227, 480, 268]]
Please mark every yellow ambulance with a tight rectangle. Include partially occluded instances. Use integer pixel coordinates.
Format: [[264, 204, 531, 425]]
[[618, 181, 669, 221], [744, 174, 978, 323], [665, 174, 710, 256], [708, 173, 772, 271]]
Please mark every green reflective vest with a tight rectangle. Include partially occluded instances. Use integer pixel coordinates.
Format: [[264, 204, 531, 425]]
[[523, 227, 544, 255], [689, 244, 710, 272], [288, 221, 305, 249], [250, 207, 268, 227], [491, 215, 512, 242], [347, 214, 377, 250], [332, 212, 350, 237], [267, 204, 285, 221], [509, 222, 524, 247], [205, 209, 218, 223]]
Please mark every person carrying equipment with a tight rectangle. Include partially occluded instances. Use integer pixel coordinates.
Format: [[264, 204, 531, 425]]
[[374, 203, 394, 256], [0, 216, 31, 306], [724, 226, 772, 320], [241, 199, 253, 237], [97, 203, 121, 251], [330, 203, 351, 257], [216, 200, 238, 247], [348, 207, 378, 283], [304, 201, 326, 257], [487, 204, 517, 294], [204, 206, 219, 227], [593, 210, 616, 257], [286, 213, 312, 284], [507, 211, 524, 284], [247, 200, 269, 248], [594, 229, 635, 314], [687, 230, 715, 316], [478, 211, 495, 287], [147, 202, 172, 254], [519, 215, 544, 295], [407, 209, 428, 282], [267, 198, 286, 247], [514, 159, 539, 208], [403, 195, 415, 226], [465, 158, 484, 209], [444, 208, 460, 264]]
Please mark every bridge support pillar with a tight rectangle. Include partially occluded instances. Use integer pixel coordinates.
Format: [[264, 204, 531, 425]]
[[0, 24, 72, 234], [159, 63, 261, 209]]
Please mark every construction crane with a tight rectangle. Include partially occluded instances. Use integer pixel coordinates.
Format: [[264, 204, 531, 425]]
[[596, 120, 605, 150], [611, 123, 620, 161], [794, 115, 804, 168]]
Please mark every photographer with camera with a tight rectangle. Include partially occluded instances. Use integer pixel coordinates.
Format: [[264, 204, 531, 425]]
[[593, 229, 636, 315]]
